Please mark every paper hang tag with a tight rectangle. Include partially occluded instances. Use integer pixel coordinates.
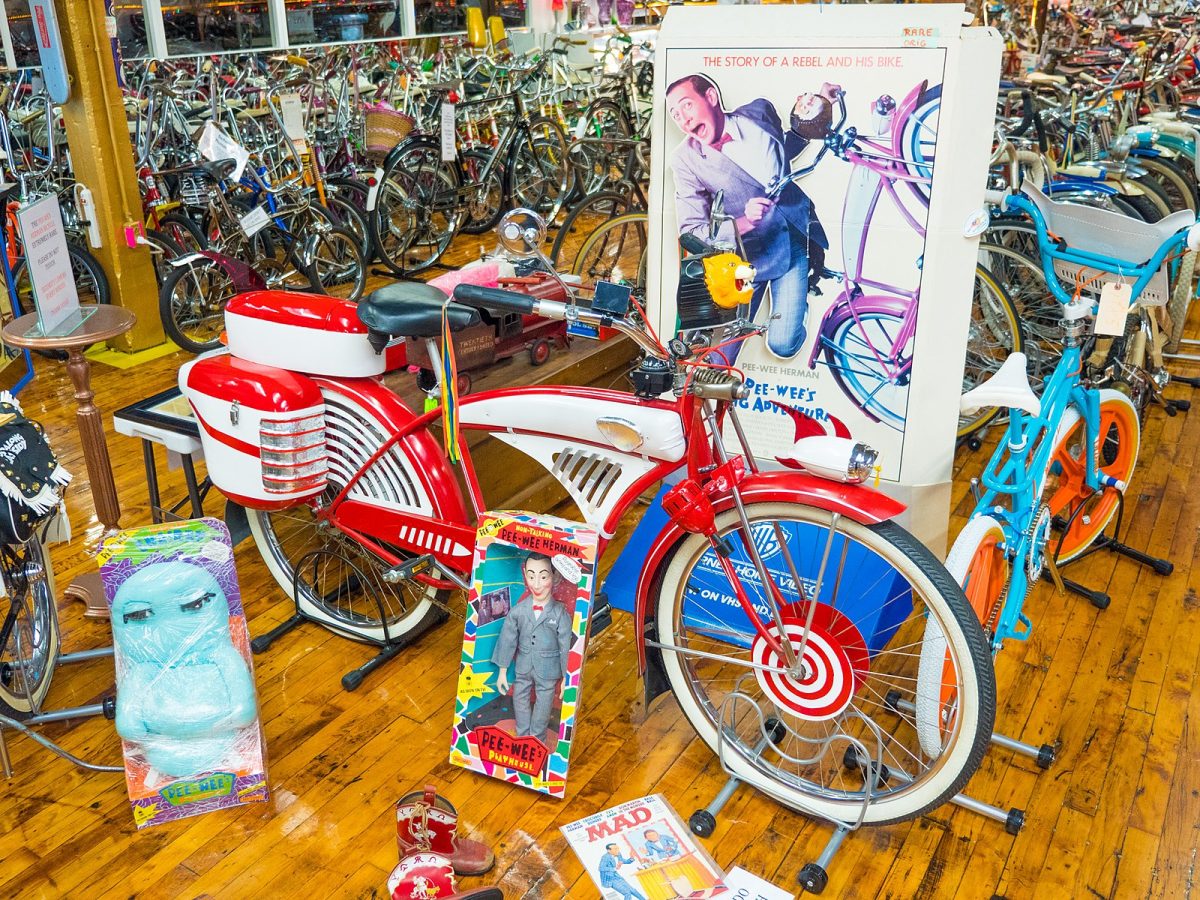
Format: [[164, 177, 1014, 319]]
[[441, 103, 457, 162], [724, 866, 795, 900], [239, 205, 270, 238], [1094, 282, 1132, 336], [279, 93, 308, 153]]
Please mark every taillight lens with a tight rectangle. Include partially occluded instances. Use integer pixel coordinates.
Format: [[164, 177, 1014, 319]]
[[260, 414, 327, 494]]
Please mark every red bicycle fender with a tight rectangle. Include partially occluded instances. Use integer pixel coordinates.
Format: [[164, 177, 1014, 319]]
[[632, 470, 905, 672]]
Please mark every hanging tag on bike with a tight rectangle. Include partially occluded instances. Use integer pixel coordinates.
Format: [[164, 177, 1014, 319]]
[[1095, 282, 1132, 336], [279, 92, 308, 154], [441, 103, 456, 162], [239, 205, 270, 238]]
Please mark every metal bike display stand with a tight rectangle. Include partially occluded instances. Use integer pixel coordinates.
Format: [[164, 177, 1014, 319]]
[[686, 682, 1046, 895], [251, 548, 453, 692]]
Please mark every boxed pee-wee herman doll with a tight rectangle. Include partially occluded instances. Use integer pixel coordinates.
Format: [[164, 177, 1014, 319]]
[[449, 511, 599, 798], [99, 518, 269, 828]]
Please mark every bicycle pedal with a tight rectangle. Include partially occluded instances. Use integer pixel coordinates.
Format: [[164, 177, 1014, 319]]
[[383, 554, 437, 584]]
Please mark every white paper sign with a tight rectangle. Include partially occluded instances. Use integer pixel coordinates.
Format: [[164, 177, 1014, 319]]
[[14, 195, 80, 333], [441, 103, 457, 162], [725, 866, 795, 900], [1095, 281, 1132, 336], [239, 205, 270, 238], [279, 93, 308, 153], [197, 121, 250, 181]]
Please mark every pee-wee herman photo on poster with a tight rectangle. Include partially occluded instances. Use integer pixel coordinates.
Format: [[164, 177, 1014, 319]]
[[661, 47, 945, 481]]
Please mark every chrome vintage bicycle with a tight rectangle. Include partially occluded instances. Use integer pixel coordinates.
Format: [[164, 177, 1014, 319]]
[[181, 210, 993, 829]]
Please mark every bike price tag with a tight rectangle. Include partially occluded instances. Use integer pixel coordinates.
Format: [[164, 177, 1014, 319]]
[[441, 103, 456, 162], [279, 92, 308, 154], [239, 205, 270, 238], [1094, 281, 1132, 336]]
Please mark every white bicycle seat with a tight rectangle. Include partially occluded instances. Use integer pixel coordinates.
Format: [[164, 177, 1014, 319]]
[[961, 352, 1041, 417], [1022, 183, 1195, 264]]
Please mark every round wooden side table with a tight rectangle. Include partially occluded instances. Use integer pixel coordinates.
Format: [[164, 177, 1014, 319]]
[[2, 305, 136, 615]]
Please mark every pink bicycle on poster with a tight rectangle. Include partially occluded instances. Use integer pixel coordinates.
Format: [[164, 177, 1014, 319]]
[[180, 209, 992, 830], [773, 81, 939, 429]]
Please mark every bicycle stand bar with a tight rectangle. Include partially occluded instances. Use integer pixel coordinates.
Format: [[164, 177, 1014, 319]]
[[1090, 535, 1174, 575], [1042, 570, 1110, 609], [58, 647, 114, 665], [812, 824, 851, 868], [689, 723, 784, 838], [0, 724, 10, 779], [25, 702, 107, 726], [891, 696, 1055, 768], [846, 750, 1025, 835], [251, 613, 306, 654], [1169, 373, 1200, 388]]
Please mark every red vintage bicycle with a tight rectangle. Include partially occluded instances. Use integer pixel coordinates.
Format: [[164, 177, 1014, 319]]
[[181, 211, 993, 828]]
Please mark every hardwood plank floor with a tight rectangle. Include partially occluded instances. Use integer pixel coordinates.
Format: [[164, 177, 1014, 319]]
[[1, 240, 1199, 899]]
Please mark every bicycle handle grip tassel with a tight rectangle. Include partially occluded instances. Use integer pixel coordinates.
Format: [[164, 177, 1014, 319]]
[[453, 284, 539, 315]]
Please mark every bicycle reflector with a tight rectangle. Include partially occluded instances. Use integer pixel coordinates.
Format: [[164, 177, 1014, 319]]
[[259, 413, 327, 494]]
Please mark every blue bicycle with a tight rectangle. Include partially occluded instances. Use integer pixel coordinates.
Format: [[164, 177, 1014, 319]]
[[917, 184, 1196, 753]]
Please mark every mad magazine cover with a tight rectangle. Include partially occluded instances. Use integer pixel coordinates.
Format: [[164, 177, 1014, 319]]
[[563, 794, 728, 899]]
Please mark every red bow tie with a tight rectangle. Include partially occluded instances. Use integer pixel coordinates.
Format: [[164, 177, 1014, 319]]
[[533, 604, 544, 612], [712, 133, 733, 152]]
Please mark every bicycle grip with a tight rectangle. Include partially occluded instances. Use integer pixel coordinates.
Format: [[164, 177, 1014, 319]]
[[453, 284, 538, 315], [680, 232, 713, 255]]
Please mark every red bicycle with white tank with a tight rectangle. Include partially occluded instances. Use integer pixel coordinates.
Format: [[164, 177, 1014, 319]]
[[180, 209, 993, 831]]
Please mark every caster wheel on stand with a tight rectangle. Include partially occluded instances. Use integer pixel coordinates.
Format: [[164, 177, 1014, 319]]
[[1036, 743, 1056, 769], [798, 862, 828, 894], [689, 809, 716, 838], [1006, 807, 1025, 835]]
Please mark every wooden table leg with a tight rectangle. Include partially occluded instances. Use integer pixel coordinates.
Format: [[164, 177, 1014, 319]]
[[65, 347, 121, 531]]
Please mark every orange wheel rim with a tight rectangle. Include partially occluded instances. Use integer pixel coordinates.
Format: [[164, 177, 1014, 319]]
[[1047, 401, 1138, 559]]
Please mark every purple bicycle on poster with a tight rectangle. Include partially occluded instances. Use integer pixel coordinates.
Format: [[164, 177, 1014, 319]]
[[772, 80, 940, 429]]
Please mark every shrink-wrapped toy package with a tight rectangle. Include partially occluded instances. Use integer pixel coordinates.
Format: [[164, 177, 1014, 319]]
[[99, 518, 268, 828], [449, 511, 599, 797]]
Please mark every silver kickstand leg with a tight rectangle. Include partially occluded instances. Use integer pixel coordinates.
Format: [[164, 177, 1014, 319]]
[[0, 722, 11, 779], [885, 689, 1056, 770]]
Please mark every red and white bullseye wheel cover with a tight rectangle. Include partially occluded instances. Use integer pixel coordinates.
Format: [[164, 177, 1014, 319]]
[[751, 603, 870, 721]]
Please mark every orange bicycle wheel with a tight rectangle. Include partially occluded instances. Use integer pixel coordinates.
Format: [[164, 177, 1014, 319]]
[[1045, 389, 1140, 563]]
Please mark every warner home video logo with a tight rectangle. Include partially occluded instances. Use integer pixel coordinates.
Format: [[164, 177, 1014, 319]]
[[691, 523, 818, 638]]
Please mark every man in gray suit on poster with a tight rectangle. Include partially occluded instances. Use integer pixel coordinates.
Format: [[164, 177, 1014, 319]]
[[491, 553, 573, 740], [667, 73, 833, 359]]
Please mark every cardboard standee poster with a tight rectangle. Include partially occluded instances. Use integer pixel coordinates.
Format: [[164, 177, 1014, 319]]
[[449, 511, 599, 797], [649, 5, 1002, 551]]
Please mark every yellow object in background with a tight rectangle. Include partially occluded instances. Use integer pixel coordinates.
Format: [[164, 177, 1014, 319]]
[[466, 7, 487, 48], [488, 15, 507, 48]]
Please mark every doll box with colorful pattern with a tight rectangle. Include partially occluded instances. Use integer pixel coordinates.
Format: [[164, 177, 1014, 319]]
[[99, 518, 269, 828], [448, 511, 599, 798]]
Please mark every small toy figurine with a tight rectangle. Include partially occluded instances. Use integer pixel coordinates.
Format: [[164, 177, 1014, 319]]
[[490, 552, 573, 741], [111, 561, 258, 778]]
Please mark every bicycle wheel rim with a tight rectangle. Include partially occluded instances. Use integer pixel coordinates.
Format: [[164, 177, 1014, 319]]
[[163, 261, 230, 352], [570, 212, 648, 292], [655, 505, 993, 825], [0, 541, 59, 718], [821, 310, 912, 429], [1046, 391, 1140, 562]]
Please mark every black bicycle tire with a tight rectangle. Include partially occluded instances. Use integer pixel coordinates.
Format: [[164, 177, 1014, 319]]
[[158, 257, 233, 354]]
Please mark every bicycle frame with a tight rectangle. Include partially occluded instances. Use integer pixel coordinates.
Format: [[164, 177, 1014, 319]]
[[971, 339, 1098, 644]]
